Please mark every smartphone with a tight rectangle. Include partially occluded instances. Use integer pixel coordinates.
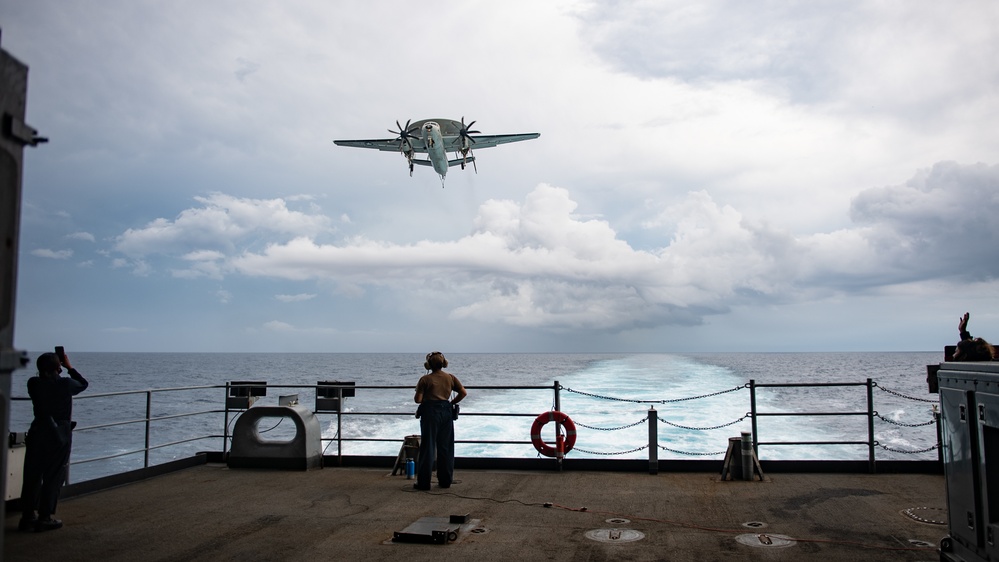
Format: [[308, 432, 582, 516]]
[[55, 346, 66, 364]]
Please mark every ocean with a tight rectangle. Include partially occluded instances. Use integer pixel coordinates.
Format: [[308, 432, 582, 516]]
[[9, 351, 942, 483]]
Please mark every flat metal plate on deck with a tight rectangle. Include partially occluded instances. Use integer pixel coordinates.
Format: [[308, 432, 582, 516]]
[[735, 533, 796, 548], [901, 506, 947, 525], [390, 517, 483, 545], [584, 528, 645, 543]]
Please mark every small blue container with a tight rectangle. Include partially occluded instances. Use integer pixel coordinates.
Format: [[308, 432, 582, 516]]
[[406, 458, 415, 479]]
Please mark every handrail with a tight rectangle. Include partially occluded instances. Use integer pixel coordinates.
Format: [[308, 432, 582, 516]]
[[9, 377, 936, 483], [749, 378, 879, 472]]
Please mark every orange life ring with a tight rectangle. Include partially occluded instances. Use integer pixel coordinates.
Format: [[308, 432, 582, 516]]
[[531, 411, 577, 458]]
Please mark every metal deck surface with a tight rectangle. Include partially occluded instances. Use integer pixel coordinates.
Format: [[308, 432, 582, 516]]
[[4, 465, 946, 561]]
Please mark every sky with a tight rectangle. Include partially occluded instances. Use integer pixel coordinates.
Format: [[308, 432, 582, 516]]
[[3, 0, 999, 353]]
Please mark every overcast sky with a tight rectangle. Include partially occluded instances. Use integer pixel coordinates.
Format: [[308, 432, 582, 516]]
[[4, 1, 999, 353]]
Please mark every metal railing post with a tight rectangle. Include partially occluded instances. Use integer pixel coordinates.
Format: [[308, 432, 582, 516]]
[[648, 406, 658, 475], [749, 379, 758, 457], [741, 431, 753, 481], [553, 381, 562, 471], [144, 391, 152, 469], [223, 384, 231, 456], [336, 387, 343, 466], [867, 378, 875, 473]]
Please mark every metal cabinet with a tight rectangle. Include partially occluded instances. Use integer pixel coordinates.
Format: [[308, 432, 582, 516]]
[[939, 362, 999, 562]]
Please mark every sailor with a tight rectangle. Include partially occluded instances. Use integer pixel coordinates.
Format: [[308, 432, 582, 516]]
[[413, 351, 467, 490], [954, 312, 997, 361], [20, 350, 89, 532]]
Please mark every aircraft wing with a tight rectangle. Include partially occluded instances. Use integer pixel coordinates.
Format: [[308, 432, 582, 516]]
[[333, 138, 424, 153], [444, 132, 540, 151], [335, 130, 540, 154]]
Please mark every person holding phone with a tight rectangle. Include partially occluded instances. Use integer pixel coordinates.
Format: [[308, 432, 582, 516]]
[[19, 347, 89, 532]]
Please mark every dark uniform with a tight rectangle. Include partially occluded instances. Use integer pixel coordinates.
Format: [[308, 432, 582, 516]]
[[414, 352, 466, 490], [21, 363, 88, 530]]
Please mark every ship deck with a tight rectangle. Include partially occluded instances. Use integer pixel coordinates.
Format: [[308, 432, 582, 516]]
[[4, 463, 946, 561]]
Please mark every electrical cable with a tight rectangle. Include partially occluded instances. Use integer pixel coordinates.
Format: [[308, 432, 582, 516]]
[[224, 409, 244, 446], [321, 427, 340, 455], [257, 417, 283, 433]]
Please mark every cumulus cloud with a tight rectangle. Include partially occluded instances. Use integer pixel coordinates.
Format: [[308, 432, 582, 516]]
[[276, 293, 317, 303], [172, 249, 227, 279], [848, 161, 999, 282], [31, 249, 73, 259], [67, 232, 96, 242], [106, 163, 999, 333], [113, 193, 333, 259], [263, 320, 294, 331]]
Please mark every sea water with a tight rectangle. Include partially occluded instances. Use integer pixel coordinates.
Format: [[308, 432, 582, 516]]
[[8, 351, 941, 483]]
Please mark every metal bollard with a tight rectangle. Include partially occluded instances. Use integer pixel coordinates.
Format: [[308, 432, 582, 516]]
[[741, 431, 753, 481], [648, 407, 658, 475]]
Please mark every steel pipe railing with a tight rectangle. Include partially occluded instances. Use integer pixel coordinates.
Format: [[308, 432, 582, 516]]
[[8, 376, 931, 483]]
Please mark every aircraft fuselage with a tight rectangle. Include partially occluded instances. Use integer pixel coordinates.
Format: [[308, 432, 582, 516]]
[[421, 121, 448, 179]]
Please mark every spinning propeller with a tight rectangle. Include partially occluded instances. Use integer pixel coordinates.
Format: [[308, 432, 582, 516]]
[[389, 119, 418, 175], [389, 119, 419, 149], [458, 116, 480, 146], [458, 116, 480, 172]]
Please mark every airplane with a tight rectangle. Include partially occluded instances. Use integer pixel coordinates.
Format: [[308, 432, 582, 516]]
[[333, 117, 540, 187]]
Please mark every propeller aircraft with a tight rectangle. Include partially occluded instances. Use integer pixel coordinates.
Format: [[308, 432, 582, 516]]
[[334, 118, 540, 187]]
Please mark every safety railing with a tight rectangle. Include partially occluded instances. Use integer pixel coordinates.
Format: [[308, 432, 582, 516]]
[[219, 383, 558, 465], [750, 379, 876, 470], [10, 377, 939, 483], [561, 378, 939, 474]]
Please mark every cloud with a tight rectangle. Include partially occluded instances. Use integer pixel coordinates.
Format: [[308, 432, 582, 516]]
[[8, 1, 999, 352], [263, 320, 294, 331], [234, 57, 260, 82], [220, 164, 999, 331], [848, 161, 999, 282], [31, 249, 73, 259], [113, 193, 333, 259], [101, 162, 999, 331], [275, 293, 317, 303], [172, 249, 227, 279], [576, 1, 996, 116], [67, 232, 96, 242], [102, 161, 999, 334]]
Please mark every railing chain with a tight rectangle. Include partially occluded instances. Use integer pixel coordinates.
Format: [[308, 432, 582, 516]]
[[561, 385, 745, 404], [877, 442, 940, 454], [874, 383, 937, 403], [574, 418, 647, 431], [659, 414, 749, 431], [874, 412, 936, 428], [573, 445, 649, 456], [658, 444, 727, 456]]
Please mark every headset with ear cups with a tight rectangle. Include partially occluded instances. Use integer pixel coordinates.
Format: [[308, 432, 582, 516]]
[[424, 351, 448, 371]]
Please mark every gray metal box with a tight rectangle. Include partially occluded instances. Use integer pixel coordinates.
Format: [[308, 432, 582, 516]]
[[938, 362, 999, 562]]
